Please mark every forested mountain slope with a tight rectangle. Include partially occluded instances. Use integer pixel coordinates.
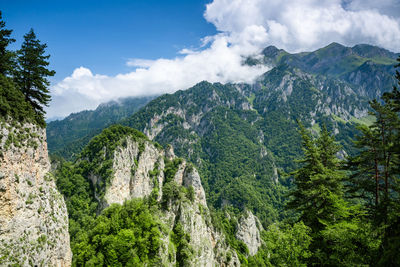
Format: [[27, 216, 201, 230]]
[[47, 96, 154, 159], [260, 42, 399, 99], [49, 43, 398, 229], [55, 125, 243, 266], [121, 58, 394, 225]]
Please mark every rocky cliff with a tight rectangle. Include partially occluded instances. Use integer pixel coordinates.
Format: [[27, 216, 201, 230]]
[[85, 127, 240, 266], [236, 210, 264, 256], [0, 120, 71, 266]]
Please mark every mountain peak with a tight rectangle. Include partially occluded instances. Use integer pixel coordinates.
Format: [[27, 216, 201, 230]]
[[262, 45, 287, 58], [325, 42, 345, 48]]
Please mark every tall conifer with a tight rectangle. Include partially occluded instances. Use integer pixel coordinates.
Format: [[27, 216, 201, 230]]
[[14, 28, 55, 119]]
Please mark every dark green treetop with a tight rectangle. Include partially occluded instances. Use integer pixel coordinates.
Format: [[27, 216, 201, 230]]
[[287, 123, 347, 232], [0, 11, 15, 76], [14, 28, 55, 118]]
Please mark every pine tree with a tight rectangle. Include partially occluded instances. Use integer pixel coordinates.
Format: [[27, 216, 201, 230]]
[[347, 124, 382, 209], [14, 28, 55, 119], [347, 56, 400, 265], [287, 124, 347, 233], [347, 74, 399, 225], [0, 11, 15, 76], [377, 57, 400, 266], [287, 124, 352, 264]]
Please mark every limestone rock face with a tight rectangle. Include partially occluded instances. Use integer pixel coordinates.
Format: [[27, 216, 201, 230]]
[[104, 138, 165, 205], [159, 200, 240, 267], [182, 166, 207, 206], [236, 210, 264, 256], [99, 136, 239, 266], [0, 121, 71, 266]]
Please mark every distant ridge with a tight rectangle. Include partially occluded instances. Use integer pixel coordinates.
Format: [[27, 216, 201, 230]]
[[47, 96, 155, 159]]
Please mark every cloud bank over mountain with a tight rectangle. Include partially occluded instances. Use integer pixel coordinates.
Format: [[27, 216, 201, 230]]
[[47, 0, 400, 118], [205, 0, 400, 52]]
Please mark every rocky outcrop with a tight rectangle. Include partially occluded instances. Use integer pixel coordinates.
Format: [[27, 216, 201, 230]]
[[103, 138, 164, 205], [94, 134, 239, 266], [0, 120, 71, 266], [182, 166, 207, 206], [236, 210, 264, 256], [159, 200, 240, 266]]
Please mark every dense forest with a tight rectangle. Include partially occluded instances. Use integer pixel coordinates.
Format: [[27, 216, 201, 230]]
[[1, 9, 400, 266]]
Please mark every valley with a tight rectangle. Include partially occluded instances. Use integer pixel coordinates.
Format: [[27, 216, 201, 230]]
[[1, 5, 400, 264]]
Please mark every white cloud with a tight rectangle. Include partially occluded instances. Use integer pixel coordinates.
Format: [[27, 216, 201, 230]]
[[48, 34, 268, 118], [126, 58, 156, 68], [205, 0, 400, 52], [47, 0, 400, 118]]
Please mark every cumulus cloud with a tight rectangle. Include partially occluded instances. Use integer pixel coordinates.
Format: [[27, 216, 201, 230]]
[[47, 0, 400, 118], [205, 0, 400, 52], [48, 30, 268, 118]]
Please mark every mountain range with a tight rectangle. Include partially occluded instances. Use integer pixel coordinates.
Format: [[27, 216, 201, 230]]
[[47, 42, 399, 223], [18, 42, 397, 265]]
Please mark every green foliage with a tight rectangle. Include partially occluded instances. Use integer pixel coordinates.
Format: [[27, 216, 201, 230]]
[[55, 160, 98, 236], [198, 107, 284, 225], [0, 75, 40, 126], [161, 181, 189, 210], [319, 215, 381, 265], [248, 222, 312, 266], [171, 222, 193, 267], [14, 28, 55, 119], [163, 158, 183, 184], [47, 96, 154, 160], [0, 14, 54, 126], [287, 124, 347, 233], [72, 199, 162, 266], [346, 56, 400, 265], [284, 124, 379, 265], [210, 209, 249, 262], [186, 186, 195, 202], [55, 154, 163, 266], [77, 125, 148, 198]]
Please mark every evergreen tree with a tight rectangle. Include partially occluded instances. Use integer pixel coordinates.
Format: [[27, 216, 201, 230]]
[[348, 76, 399, 224], [288, 124, 347, 233], [14, 28, 55, 119], [0, 10, 15, 76], [347, 56, 400, 265], [287, 124, 350, 264], [347, 124, 382, 209]]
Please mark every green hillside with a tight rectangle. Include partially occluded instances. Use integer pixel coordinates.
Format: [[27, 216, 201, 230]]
[[47, 96, 154, 159]]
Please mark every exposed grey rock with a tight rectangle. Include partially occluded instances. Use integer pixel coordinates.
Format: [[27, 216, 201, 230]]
[[0, 120, 71, 266], [96, 134, 239, 266], [103, 137, 165, 206], [236, 210, 264, 256], [182, 165, 207, 206], [165, 144, 175, 160]]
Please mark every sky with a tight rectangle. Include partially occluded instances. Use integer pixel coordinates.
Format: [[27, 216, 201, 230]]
[[2, 0, 400, 119]]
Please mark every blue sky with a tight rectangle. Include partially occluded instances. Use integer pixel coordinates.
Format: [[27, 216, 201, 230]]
[[1, 0, 216, 80], [1, 0, 400, 118]]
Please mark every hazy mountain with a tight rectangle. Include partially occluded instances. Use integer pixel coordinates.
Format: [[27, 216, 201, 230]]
[[47, 96, 155, 159]]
